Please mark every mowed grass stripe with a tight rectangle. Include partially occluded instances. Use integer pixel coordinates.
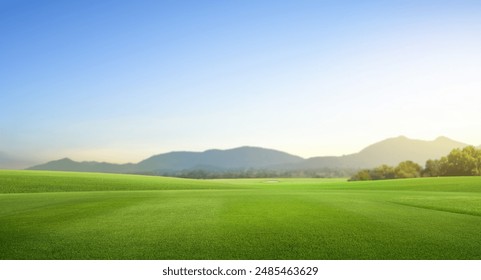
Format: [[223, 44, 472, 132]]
[[1, 171, 481, 259], [0, 170, 241, 193]]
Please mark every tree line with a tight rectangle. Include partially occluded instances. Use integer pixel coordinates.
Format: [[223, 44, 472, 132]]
[[137, 167, 356, 179], [349, 146, 481, 181]]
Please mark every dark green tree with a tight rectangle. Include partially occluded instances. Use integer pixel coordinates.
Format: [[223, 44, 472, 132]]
[[371, 165, 395, 180], [423, 159, 442, 177], [394, 161, 422, 178], [349, 169, 372, 181]]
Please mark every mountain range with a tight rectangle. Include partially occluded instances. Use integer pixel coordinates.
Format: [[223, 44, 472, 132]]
[[26, 136, 472, 175]]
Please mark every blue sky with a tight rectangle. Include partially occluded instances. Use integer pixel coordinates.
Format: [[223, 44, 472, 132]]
[[2, 0, 481, 166]]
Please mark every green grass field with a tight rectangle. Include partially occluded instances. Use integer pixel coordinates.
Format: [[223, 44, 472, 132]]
[[1, 170, 481, 259]]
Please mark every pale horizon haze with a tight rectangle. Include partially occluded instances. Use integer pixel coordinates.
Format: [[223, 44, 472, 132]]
[[1, 0, 481, 167]]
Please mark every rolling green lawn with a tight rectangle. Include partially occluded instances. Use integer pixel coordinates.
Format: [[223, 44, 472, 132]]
[[1, 170, 481, 259]]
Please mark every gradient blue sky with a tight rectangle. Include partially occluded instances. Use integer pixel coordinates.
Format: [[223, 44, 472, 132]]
[[2, 0, 481, 166]]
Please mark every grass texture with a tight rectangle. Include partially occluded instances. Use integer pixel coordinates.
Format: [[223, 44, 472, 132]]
[[1, 170, 480, 259]]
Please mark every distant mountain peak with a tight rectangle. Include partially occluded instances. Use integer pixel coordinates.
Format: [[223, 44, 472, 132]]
[[358, 136, 468, 165], [136, 146, 304, 171], [435, 136, 453, 142], [26, 136, 473, 175]]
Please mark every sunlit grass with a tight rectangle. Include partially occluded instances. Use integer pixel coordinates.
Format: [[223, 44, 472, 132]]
[[1, 171, 480, 259]]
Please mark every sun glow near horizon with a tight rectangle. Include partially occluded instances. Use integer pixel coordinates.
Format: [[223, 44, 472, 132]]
[[1, 1, 481, 166]]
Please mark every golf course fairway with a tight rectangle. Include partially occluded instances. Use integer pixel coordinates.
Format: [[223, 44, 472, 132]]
[[1, 170, 480, 259]]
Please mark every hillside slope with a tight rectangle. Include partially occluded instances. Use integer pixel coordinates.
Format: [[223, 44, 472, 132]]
[[28, 146, 304, 173], [136, 146, 304, 171], [296, 136, 468, 169], [27, 136, 470, 173]]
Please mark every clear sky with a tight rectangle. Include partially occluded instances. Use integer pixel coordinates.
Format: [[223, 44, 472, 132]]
[[1, 0, 481, 166]]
